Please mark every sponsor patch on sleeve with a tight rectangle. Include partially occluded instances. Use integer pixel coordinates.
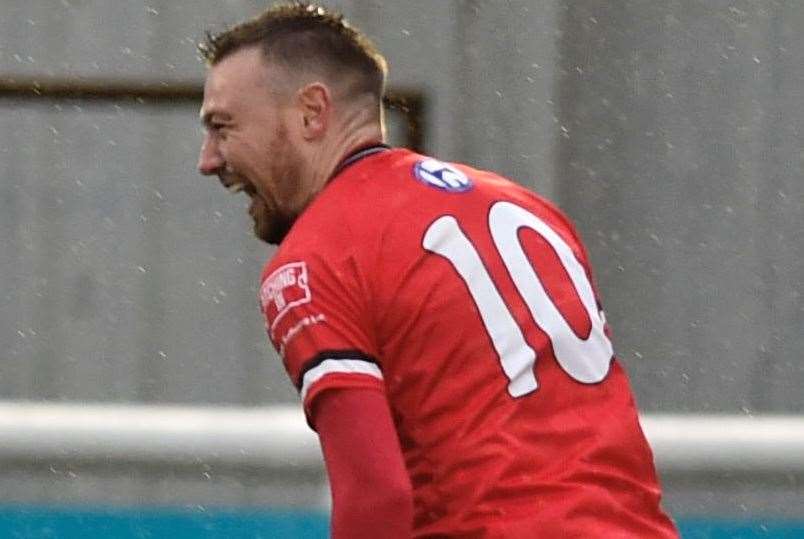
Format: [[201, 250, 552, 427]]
[[413, 158, 473, 192], [260, 261, 311, 333]]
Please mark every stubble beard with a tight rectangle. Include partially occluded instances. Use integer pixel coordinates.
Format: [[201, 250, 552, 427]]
[[255, 130, 306, 245]]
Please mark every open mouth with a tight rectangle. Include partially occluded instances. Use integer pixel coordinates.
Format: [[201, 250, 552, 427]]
[[224, 179, 257, 198], [223, 181, 259, 219], [227, 182, 246, 194]]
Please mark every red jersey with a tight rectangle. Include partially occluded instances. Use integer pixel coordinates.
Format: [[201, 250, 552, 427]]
[[260, 148, 677, 538]]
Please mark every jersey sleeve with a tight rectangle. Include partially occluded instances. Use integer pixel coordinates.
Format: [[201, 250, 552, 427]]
[[314, 388, 413, 537], [259, 248, 384, 424]]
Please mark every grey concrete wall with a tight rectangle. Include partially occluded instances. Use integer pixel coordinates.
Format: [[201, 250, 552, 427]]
[[0, 99, 282, 404], [1, 1, 291, 406], [554, 1, 803, 413]]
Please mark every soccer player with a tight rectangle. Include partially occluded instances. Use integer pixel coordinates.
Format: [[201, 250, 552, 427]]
[[197, 3, 679, 538]]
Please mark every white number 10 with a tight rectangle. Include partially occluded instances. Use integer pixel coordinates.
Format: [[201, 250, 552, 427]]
[[422, 201, 613, 398]]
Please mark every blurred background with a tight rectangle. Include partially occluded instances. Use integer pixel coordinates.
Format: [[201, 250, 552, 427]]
[[1, 1, 802, 537]]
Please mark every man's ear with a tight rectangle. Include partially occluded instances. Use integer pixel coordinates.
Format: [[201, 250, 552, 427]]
[[296, 82, 331, 140]]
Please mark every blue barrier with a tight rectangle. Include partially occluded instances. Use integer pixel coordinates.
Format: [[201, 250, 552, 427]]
[[0, 506, 802, 538], [0, 506, 328, 539], [676, 518, 804, 539]]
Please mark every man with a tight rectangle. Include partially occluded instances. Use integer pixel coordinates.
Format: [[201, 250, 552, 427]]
[[197, 3, 678, 538]]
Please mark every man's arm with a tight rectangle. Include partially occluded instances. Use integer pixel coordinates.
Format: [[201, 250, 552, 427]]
[[312, 387, 414, 538]]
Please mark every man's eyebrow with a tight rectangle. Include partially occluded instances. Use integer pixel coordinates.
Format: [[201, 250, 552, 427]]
[[199, 110, 232, 127]]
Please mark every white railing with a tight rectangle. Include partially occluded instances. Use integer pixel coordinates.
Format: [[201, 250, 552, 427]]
[[0, 401, 802, 476], [641, 414, 804, 474], [0, 402, 321, 469]]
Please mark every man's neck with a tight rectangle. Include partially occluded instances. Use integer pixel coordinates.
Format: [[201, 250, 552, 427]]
[[307, 110, 384, 193]]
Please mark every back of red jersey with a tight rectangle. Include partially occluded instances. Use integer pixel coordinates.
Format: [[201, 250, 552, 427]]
[[261, 148, 677, 537]]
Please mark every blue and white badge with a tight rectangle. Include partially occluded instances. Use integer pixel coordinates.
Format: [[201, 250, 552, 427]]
[[413, 159, 473, 192]]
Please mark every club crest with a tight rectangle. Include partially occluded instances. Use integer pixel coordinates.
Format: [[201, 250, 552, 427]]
[[414, 159, 473, 192]]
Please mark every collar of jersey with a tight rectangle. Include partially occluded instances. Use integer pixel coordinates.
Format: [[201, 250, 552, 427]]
[[329, 143, 391, 181]]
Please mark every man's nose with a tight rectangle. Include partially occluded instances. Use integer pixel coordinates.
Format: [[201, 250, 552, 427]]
[[198, 136, 224, 175]]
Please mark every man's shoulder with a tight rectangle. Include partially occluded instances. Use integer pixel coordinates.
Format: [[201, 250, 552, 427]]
[[321, 147, 424, 209], [277, 148, 423, 245], [258, 151, 413, 278]]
